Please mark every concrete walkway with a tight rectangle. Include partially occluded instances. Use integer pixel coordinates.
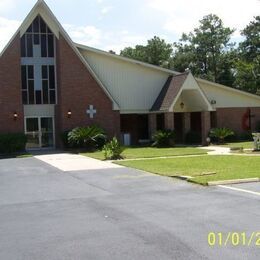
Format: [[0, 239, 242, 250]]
[[35, 153, 123, 172], [201, 146, 231, 155]]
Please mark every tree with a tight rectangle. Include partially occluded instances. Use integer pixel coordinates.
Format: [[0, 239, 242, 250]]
[[120, 36, 173, 68], [172, 14, 235, 83], [239, 16, 260, 62], [234, 57, 260, 93], [234, 16, 260, 93], [120, 45, 147, 62]]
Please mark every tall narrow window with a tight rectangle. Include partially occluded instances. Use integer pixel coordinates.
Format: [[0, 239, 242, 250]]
[[20, 15, 56, 105]]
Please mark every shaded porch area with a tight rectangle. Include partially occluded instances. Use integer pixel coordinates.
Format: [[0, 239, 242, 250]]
[[148, 111, 212, 145], [120, 114, 149, 145]]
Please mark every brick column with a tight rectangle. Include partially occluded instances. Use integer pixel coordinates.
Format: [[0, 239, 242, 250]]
[[201, 111, 211, 145], [183, 112, 191, 134], [164, 112, 174, 130], [148, 113, 157, 139]]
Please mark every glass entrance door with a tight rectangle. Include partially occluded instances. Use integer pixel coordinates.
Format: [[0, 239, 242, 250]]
[[25, 117, 54, 149]]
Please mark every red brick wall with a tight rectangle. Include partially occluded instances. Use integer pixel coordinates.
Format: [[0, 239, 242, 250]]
[[0, 34, 24, 133], [55, 34, 120, 145], [216, 107, 260, 134]]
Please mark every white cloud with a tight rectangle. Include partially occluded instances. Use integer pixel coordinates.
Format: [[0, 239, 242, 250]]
[[101, 6, 113, 15], [104, 33, 148, 53], [0, 16, 21, 52], [146, 0, 260, 37], [65, 23, 149, 53], [0, 0, 15, 14], [64, 24, 102, 47]]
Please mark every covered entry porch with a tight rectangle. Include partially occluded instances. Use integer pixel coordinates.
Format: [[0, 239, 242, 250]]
[[148, 111, 212, 145], [149, 72, 214, 145]]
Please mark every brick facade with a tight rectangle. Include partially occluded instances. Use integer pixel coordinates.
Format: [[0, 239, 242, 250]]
[[55, 34, 120, 146], [216, 107, 260, 134], [164, 112, 174, 130], [1, 29, 260, 149], [201, 111, 211, 145], [148, 114, 157, 138], [0, 34, 24, 133]]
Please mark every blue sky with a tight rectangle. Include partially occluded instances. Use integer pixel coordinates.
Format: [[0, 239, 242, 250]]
[[0, 0, 259, 53]]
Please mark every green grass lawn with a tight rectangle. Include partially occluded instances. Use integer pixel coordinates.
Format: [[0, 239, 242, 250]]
[[115, 155, 260, 185], [0, 152, 32, 159], [81, 146, 207, 160], [218, 141, 253, 149]]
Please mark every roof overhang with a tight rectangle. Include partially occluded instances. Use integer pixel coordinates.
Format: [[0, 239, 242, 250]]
[[169, 73, 213, 112]]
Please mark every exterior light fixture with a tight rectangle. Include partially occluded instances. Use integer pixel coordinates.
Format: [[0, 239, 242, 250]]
[[13, 112, 18, 120], [210, 100, 216, 105], [67, 110, 72, 118], [180, 102, 184, 109]]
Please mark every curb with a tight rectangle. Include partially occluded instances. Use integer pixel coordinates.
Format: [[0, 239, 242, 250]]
[[171, 175, 193, 180], [207, 178, 260, 186]]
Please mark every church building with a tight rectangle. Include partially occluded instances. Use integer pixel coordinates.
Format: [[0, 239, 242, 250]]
[[1, 0, 260, 149]]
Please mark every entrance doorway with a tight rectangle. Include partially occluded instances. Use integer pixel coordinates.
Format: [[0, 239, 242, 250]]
[[190, 112, 202, 143], [25, 117, 54, 149], [174, 113, 184, 143]]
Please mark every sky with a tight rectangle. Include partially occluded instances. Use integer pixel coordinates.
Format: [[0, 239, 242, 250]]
[[0, 0, 259, 54]]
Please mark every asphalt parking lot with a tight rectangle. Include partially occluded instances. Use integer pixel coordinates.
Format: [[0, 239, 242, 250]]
[[0, 156, 259, 260], [219, 181, 260, 195]]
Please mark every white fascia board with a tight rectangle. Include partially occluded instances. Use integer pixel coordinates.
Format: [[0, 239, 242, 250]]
[[120, 110, 150, 114]]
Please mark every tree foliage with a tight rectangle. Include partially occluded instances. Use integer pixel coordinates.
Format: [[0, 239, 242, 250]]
[[234, 16, 260, 93], [120, 36, 173, 68], [173, 14, 235, 83], [119, 14, 260, 94]]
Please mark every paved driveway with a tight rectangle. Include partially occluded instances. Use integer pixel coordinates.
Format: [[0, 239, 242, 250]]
[[0, 155, 259, 260]]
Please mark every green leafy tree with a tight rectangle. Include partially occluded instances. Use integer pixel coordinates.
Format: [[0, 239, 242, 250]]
[[239, 16, 260, 62], [120, 36, 173, 68], [173, 14, 235, 83], [235, 16, 260, 93]]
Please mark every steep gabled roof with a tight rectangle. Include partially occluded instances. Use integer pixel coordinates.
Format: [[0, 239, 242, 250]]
[[151, 72, 189, 111], [0, 0, 119, 110]]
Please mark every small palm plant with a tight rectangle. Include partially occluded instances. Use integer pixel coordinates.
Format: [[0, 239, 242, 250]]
[[103, 137, 124, 160], [68, 125, 106, 150], [209, 127, 234, 144], [152, 129, 175, 147]]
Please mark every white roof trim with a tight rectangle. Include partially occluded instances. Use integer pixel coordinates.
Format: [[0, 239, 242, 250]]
[[0, 0, 119, 110], [197, 78, 260, 101], [75, 43, 180, 75], [169, 73, 213, 112]]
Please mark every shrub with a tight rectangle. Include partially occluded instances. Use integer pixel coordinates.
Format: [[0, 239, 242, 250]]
[[239, 131, 253, 141], [60, 130, 70, 148], [209, 127, 234, 143], [103, 137, 124, 160], [0, 133, 27, 154], [152, 129, 175, 147], [185, 131, 201, 144], [68, 126, 107, 150], [256, 121, 260, 132]]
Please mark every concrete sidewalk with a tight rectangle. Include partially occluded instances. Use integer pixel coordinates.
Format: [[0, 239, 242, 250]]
[[201, 146, 231, 155], [35, 153, 123, 172]]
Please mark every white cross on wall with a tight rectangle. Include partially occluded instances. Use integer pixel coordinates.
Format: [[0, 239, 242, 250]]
[[86, 105, 97, 118]]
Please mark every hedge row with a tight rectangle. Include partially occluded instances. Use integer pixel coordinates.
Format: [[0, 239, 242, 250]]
[[0, 133, 27, 154]]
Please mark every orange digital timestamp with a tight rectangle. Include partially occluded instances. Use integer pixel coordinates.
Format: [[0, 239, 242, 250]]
[[207, 232, 260, 247]]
